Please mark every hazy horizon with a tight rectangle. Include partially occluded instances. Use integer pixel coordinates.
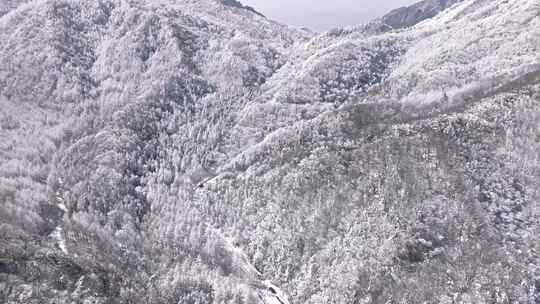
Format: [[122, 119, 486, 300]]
[[241, 0, 419, 31]]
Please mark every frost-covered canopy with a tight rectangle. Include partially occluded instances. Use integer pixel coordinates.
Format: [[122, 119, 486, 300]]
[[0, 0, 539, 303]]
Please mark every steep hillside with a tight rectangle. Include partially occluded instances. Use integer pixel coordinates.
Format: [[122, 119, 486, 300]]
[[1, 0, 539, 303]]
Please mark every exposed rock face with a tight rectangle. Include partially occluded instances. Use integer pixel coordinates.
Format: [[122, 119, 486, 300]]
[[1, 0, 539, 303], [382, 0, 464, 29]]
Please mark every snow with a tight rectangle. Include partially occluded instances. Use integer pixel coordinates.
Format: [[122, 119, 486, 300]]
[[387, 0, 540, 103], [260, 294, 283, 304], [57, 201, 68, 213], [261, 281, 290, 304], [1, 0, 539, 302], [50, 226, 69, 255]]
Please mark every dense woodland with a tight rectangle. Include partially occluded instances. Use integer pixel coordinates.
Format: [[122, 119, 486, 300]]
[[0, 0, 539, 303]]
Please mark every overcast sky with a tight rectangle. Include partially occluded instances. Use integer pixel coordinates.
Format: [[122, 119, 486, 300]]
[[241, 0, 419, 31]]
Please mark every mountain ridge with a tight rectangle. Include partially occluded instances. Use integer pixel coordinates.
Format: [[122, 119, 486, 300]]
[[382, 0, 464, 29]]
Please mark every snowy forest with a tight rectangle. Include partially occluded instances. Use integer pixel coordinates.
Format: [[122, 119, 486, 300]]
[[0, 0, 539, 303]]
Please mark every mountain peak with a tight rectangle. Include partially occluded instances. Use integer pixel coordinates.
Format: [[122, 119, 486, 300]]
[[382, 0, 464, 28], [220, 0, 265, 17]]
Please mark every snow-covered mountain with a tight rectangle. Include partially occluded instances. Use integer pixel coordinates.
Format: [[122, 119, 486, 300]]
[[220, 0, 264, 17], [382, 0, 464, 29], [1, 0, 539, 303]]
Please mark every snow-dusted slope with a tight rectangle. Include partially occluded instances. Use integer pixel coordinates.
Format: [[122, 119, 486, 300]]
[[0, 0, 29, 17], [1, 0, 539, 303], [382, 0, 464, 29], [387, 0, 540, 105]]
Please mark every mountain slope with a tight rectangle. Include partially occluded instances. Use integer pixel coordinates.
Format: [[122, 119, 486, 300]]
[[220, 0, 264, 17], [0, 0, 30, 17], [382, 0, 464, 29], [1, 0, 539, 303]]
